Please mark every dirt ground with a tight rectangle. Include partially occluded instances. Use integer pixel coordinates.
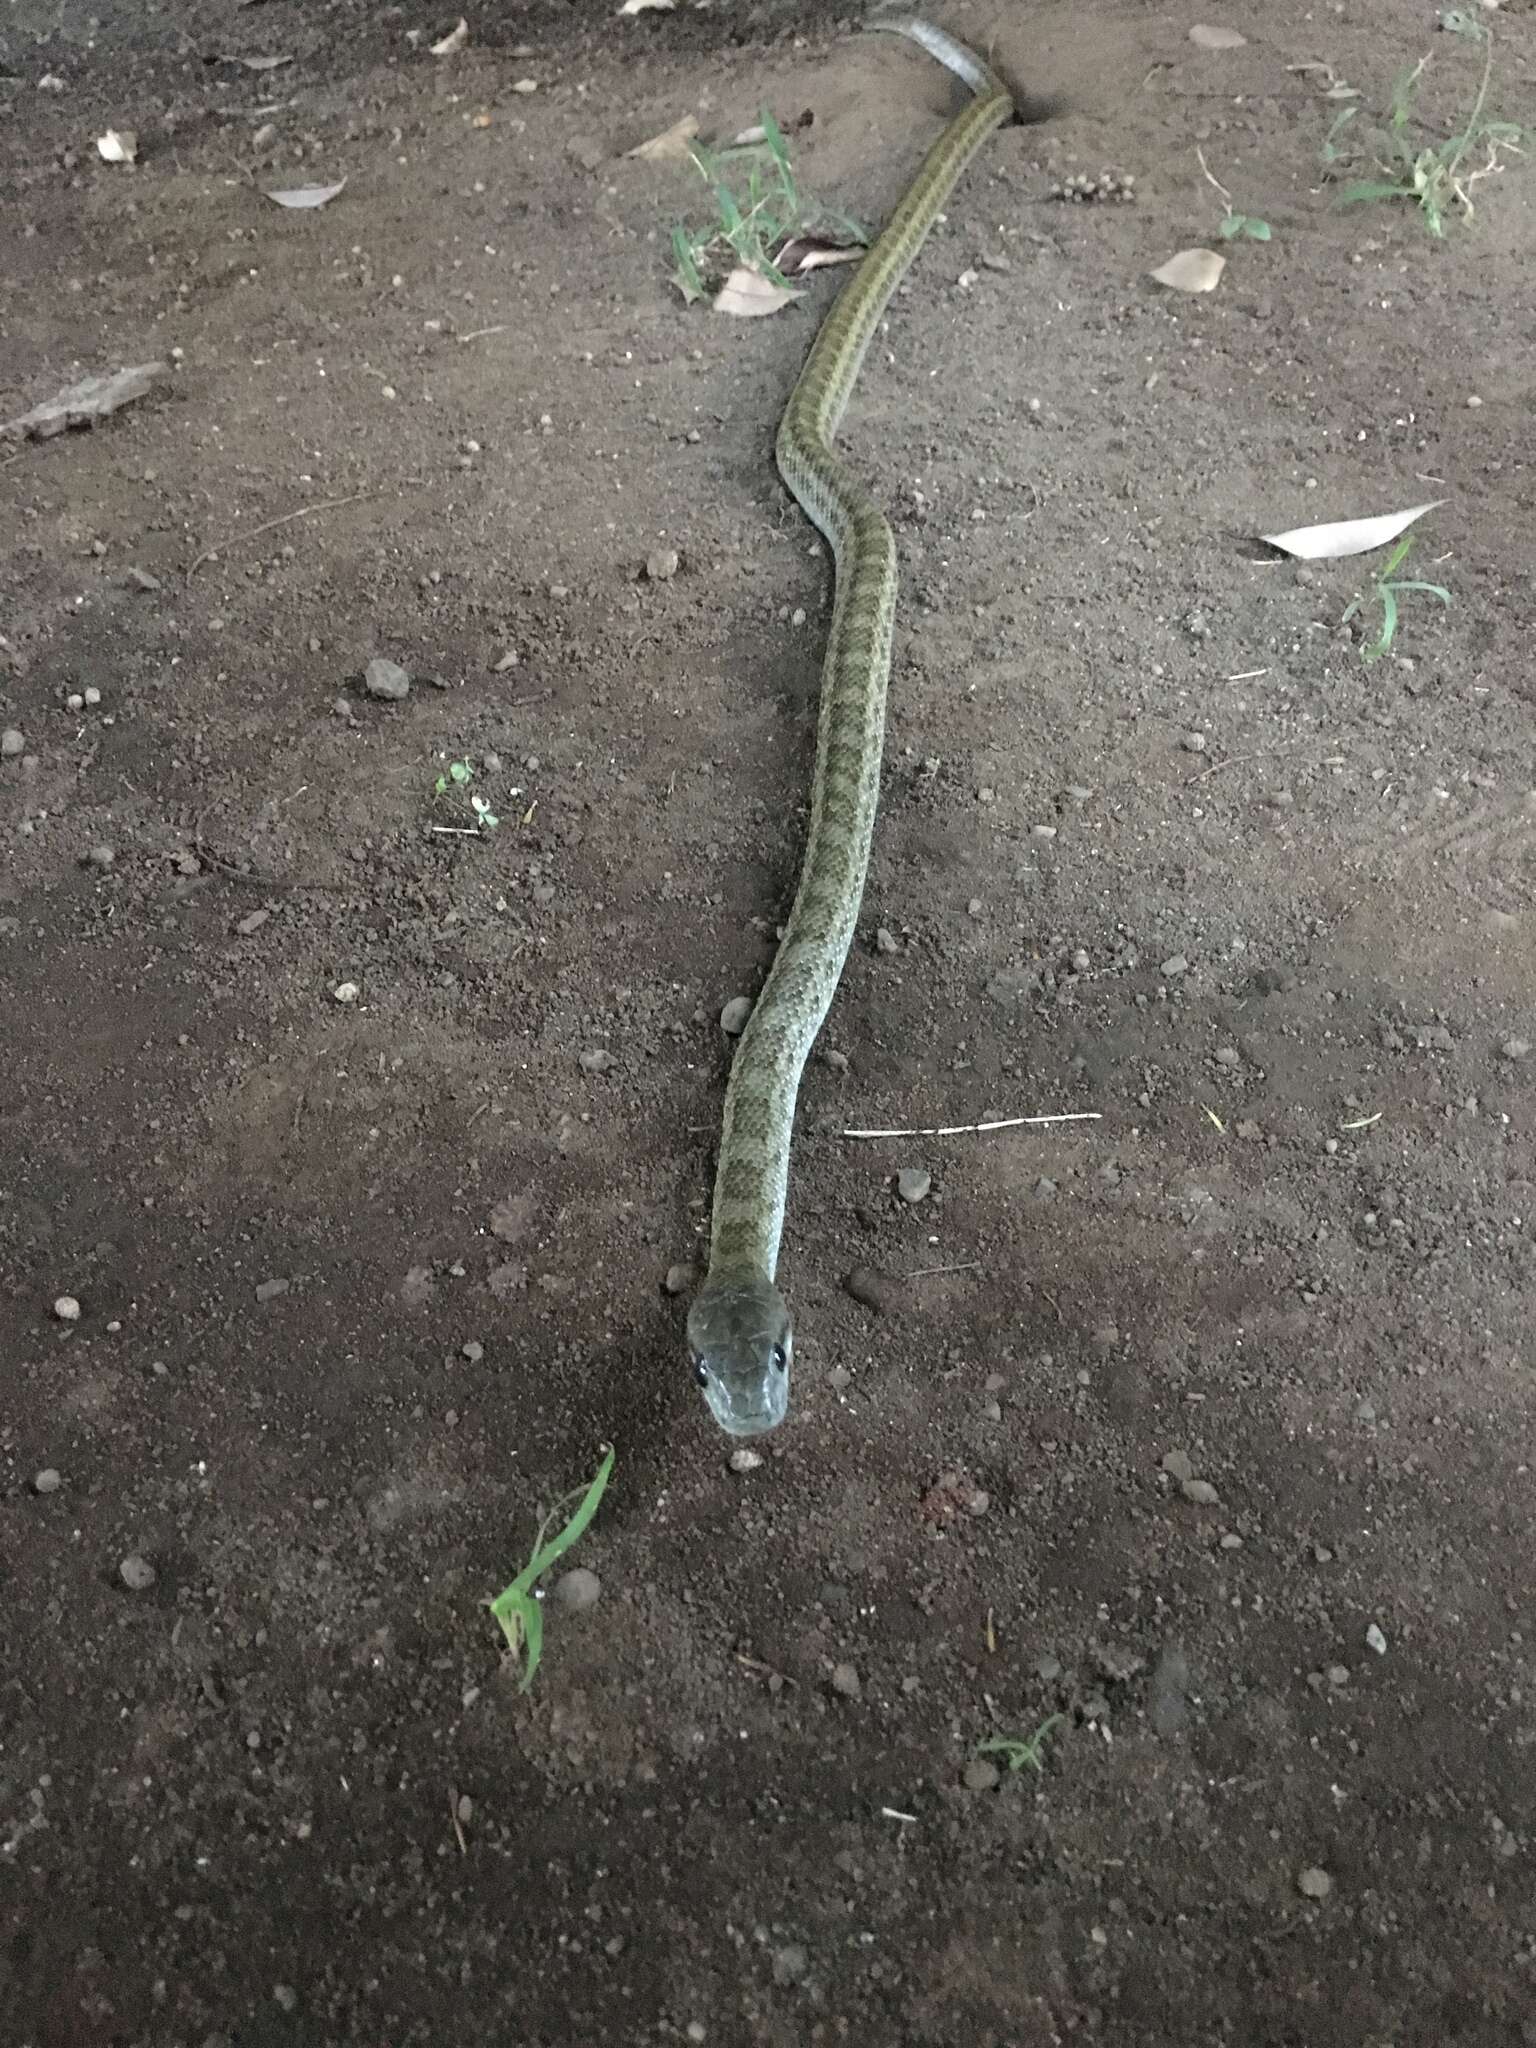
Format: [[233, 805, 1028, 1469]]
[[4, 0, 1536, 2040]]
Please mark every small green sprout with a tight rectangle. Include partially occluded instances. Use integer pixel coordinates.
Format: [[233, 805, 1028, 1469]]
[[1341, 535, 1452, 659], [489, 1445, 615, 1691], [669, 108, 866, 301], [976, 1713, 1065, 1776], [432, 755, 499, 833], [1217, 212, 1272, 242]]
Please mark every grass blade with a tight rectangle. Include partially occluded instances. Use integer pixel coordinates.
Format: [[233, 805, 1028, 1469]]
[[489, 1445, 615, 1690]]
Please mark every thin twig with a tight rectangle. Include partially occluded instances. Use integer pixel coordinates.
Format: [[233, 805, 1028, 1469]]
[[457, 325, 508, 343], [1188, 737, 1301, 785], [1195, 144, 1232, 205], [187, 490, 378, 579], [842, 1111, 1101, 1140], [906, 1260, 981, 1280], [448, 1787, 467, 1856]]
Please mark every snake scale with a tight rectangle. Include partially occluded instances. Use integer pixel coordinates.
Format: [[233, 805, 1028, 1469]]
[[687, 16, 1014, 1437]]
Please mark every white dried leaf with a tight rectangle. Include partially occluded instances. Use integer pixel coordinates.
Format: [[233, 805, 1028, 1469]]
[[265, 177, 348, 209], [713, 266, 803, 317], [1260, 501, 1444, 561], [1, 362, 169, 442], [619, 0, 676, 13], [1189, 24, 1248, 48], [430, 17, 469, 56], [624, 112, 700, 161], [777, 237, 863, 278], [1149, 247, 1225, 292], [227, 53, 293, 70], [730, 123, 768, 147], [96, 128, 138, 164]]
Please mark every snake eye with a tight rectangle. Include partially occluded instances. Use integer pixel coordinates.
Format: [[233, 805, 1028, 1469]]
[[772, 1343, 789, 1372], [693, 1359, 709, 1388]]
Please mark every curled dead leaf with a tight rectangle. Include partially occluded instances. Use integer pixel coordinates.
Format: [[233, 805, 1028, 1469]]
[[777, 236, 864, 278], [265, 177, 348, 209], [713, 266, 803, 318], [1189, 24, 1248, 49], [95, 128, 138, 164], [1259, 502, 1443, 561], [430, 17, 469, 57], [624, 112, 700, 161], [1149, 247, 1225, 292]]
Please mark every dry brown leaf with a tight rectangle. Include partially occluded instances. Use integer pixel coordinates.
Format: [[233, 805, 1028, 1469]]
[[1189, 23, 1247, 48], [95, 128, 138, 164], [430, 17, 469, 56], [777, 237, 864, 278], [624, 113, 700, 161], [713, 266, 803, 318], [1149, 247, 1225, 292]]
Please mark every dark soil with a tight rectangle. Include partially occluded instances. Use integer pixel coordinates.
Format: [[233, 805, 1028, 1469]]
[[4, 1, 1536, 2043]]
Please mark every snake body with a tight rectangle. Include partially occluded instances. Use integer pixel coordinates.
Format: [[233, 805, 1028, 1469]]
[[687, 17, 1014, 1437]]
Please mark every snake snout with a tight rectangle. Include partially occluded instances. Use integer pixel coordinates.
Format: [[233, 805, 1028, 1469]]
[[687, 1273, 793, 1438]]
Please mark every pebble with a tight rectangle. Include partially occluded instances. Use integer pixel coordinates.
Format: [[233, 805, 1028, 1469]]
[[332, 981, 360, 1004], [119, 1554, 157, 1592], [1499, 1037, 1531, 1062], [1093, 1642, 1146, 1684], [1180, 1477, 1221, 1506], [843, 1264, 898, 1313], [552, 1567, 602, 1613], [962, 1757, 1000, 1792], [1214, 1045, 1240, 1067], [253, 1276, 290, 1303], [896, 1167, 931, 1204], [663, 1263, 697, 1296], [32, 1468, 62, 1494], [1148, 1643, 1191, 1736], [363, 656, 411, 701], [1, 728, 24, 757], [822, 1047, 849, 1073], [1182, 731, 1207, 753], [1034, 1653, 1062, 1682], [1296, 1866, 1332, 1900], [1071, 948, 1090, 972], [874, 927, 899, 955], [720, 995, 753, 1036], [771, 1944, 809, 1986], [729, 1447, 763, 1473], [1160, 954, 1189, 979], [52, 1296, 81, 1322], [83, 686, 101, 707], [236, 908, 271, 937], [272, 1986, 298, 2014], [84, 844, 116, 870], [578, 1048, 615, 1074], [829, 1661, 861, 1699], [1365, 1621, 1388, 1655], [493, 648, 520, 672], [1161, 1449, 1194, 1483], [644, 547, 679, 582], [461, 1340, 484, 1363], [967, 896, 983, 918]]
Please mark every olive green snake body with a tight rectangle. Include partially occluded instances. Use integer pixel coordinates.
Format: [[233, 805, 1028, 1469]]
[[687, 16, 1014, 1437]]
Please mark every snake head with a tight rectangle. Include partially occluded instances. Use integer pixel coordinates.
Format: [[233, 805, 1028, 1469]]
[[686, 1272, 792, 1438]]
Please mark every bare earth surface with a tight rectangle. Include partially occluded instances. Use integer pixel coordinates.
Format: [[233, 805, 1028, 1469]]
[[4, 0, 1536, 2041]]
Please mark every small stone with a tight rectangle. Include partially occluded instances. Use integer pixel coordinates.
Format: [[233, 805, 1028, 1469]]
[[53, 1296, 81, 1322], [1160, 954, 1189, 979], [552, 1567, 602, 1613], [119, 1554, 157, 1592], [663, 1263, 697, 1296], [1365, 1621, 1388, 1655], [719, 995, 753, 1036], [1499, 1037, 1531, 1062], [962, 1757, 1000, 1792], [874, 926, 899, 955], [578, 1048, 615, 1074], [728, 1447, 763, 1473], [1214, 1045, 1239, 1067], [644, 548, 679, 581], [1219, 1532, 1243, 1550], [1327, 1664, 1350, 1688], [84, 844, 116, 870], [126, 565, 162, 591], [363, 657, 411, 701], [829, 1661, 861, 1699], [1071, 948, 1090, 972], [771, 1944, 809, 1986], [254, 1277, 290, 1303], [1160, 1449, 1194, 1483], [967, 896, 983, 918], [272, 1985, 298, 2014], [32, 1468, 62, 1494], [843, 1264, 898, 1313], [65, 693, 85, 712], [1296, 1866, 1332, 1900], [896, 1167, 931, 1204], [1034, 1652, 1062, 1682], [1093, 1642, 1146, 1684], [236, 908, 271, 936], [0, 728, 23, 757], [461, 1340, 484, 1363], [1182, 731, 1207, 753], [822, 1047, 849, 1073], [493, 648, 520, 672], [1148, 1643, 1191, 1736], [1180, 1477, 1221, 1506], [332, 981, 360, 1004]]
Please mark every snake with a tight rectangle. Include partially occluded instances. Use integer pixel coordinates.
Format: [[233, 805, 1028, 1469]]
[[687, 15, 1015, 1438]]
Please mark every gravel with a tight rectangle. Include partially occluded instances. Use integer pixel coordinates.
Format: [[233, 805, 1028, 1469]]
[[728, 1448, 763, 1474], [1180, 1477, 1221, 1506], [552, 1567, 602, 1613], [1499, 1037, 1531, 1061], [52, 1295, 81, 1322], [719, 995, 753, 1036], [0, 728, 24, 757], [1296, 1866, 1332, 1900], [363, 657, 411, 701], [874, 927, 899, 954], [829, 1661, 861, 1699], [663, 1263, 697, 1296], [843, 1265, 899, 1313], [896, 1167, 931, 1204], [1148, 1643, 1192, 1736], [961, 1757, 1000, 1792], [84, 844, 116, 870], [32, 1469, 63, 1495], [644, 548, 679, 581], [579, 1048, 615, 1074], [119, 1554, 157, 1592], [1160, 953, 1190, 978]]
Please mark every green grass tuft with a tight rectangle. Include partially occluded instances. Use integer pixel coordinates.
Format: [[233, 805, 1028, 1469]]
[[489, 1446, 616, 1691]]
